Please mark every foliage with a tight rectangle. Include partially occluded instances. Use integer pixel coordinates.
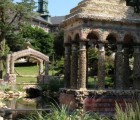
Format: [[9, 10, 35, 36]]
[[6, 32, 25, 51], [0, 0, 35, 77], [0, 84, 11, 92], [47, 77, 64, 92], [53, 30, 64, 59], [88, 48, 98, 76], [105, 55, 114, 75], [18, 104, 109, 120], [115, 102, 140, 120], [22, 25, 54, 56], [0, 0, 35, 44], [54, 57, 64, 76]]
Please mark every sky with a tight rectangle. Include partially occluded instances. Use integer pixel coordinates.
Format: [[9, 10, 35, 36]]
[[14, 0, 81, 16]]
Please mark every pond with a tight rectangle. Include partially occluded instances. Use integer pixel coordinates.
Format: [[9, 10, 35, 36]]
[[0, 91, 58, 120]]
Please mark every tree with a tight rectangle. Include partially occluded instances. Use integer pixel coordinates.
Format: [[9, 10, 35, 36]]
[[22, 25, 54, 56], [88, 48, 98, 76], [53, 30, 64, 59], [0, 0, 35, 78]]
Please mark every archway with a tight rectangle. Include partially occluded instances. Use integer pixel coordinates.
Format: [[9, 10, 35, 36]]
[[4, 47, 49, 83], [106, 33, 117, 88], [123, 34, 135, 89], [86, 32, 99, 88]]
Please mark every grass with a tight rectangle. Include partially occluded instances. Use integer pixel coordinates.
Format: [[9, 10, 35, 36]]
[[15, 66, 38, 76], [14, 65, 58, 83], [87, 76, 114, 89]]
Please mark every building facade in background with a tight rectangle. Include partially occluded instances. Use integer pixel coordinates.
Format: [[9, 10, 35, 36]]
[[32, 0, 64, 33]]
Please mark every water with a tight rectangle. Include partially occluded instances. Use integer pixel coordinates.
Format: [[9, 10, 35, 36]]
[[0, 95, 56, 120]]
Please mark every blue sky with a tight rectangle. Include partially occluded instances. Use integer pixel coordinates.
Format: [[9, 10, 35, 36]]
[[14, 0, 81, 16]]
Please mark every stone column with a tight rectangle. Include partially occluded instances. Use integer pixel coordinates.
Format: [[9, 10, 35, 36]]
[[123, 48, 130, 89], [6, 54, 11, 74], [98, 43, 105, 89], [115, 44, 124, 89], [64, 44, 71, 88], [70, 43, 78, 89], [133, 46, 140, 89], [39, 61, 44, 75], [45, 62, 49, 76], [78, 42, 87, 90], [10, 53, 15, 74]]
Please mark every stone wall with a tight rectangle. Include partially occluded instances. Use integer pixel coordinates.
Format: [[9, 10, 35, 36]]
[[59, 89, 140, 114]]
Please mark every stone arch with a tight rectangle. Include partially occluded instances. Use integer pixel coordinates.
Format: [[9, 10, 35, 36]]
[[123, 33, 136, 45], [67, 35, 72, 43], [106, 33, 118, 53], [73, 33, 80, 43], [106, 32, 119, 43], [87, 31, 99, 41], [4, 48, 49, 83], [123, 32, 139, 44], [86, 31, 100, 48], [64, 33, 72, 44], [84, 29, 102, 41], [13, 48, 49, 62]]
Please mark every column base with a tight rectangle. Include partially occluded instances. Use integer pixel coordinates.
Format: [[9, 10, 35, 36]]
[[0, 79, 4, 84], [4, 74, 16, 83], [79, 88, 87, 91], [37, 75, 50, 84]]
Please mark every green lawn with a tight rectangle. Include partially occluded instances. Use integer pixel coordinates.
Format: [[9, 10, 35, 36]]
[[15, 65, 58, 83], [15, 66, 38, 83], [13, 65, 113, 86], [15, 66, 39, 75]]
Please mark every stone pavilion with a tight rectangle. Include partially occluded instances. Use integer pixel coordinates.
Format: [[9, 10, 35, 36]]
[[60, 0, 140, 113]]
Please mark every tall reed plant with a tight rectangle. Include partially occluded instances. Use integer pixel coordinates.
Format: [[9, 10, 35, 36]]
[[18, 103, 109, 120], [115, 102, 140, 120]]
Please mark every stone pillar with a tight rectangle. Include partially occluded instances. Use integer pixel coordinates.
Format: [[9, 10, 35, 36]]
[[123, 48, 130, 89], [10, 53, 15, 74], [115, 44, 124, 89], [39, 61, 44, 75], [45, 62, 49, 76], [6, 54, 11, 74], [64, 44, 71, 88], [98, 43, 105, 89], [133, 46, 140, 89], [78, 42, 87, 90], [70, 43, 78, 89]]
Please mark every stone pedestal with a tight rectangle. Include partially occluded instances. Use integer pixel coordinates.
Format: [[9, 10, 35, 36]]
[[37, 75, 50, 84], [4, 74, 16, 83]]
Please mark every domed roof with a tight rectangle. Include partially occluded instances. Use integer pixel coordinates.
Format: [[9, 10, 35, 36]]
[[63, 0, 140, 24]]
